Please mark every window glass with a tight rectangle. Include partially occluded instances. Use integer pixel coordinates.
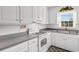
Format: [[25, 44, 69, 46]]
[[61, 13, 73, 27]]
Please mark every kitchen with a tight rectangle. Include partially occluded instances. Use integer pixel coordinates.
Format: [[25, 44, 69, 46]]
[[0, 6, 79, 52]]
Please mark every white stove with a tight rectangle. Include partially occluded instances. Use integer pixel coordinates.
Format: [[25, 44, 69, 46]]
[[39, 33, 49, 52]]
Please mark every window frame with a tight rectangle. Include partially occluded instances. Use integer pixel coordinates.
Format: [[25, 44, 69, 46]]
[[57, 10, 77, 29]]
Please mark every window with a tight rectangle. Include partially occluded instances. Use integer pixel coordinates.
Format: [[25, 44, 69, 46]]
[[61, 13, 73, 27], [57, 10, 77, 28]]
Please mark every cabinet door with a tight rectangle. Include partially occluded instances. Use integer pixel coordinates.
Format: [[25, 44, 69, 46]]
[[52, 33, 59, 46], [58, 36, 66, 49], [66, 36, 78, 51], [21, 6, 33, 24], [33, 6, 48, 24], [55, 35, 65, 48], [42, 7, 48, 24], [37, 6, 43, 20], [2, 6, 19, 23], [33, 6, 42, 20], [52, 33, 66, 49], [28, 38, 38, 52], [38, 7, 48, 21], [33, 6, 38, 20], [28, 43, 38, 52]]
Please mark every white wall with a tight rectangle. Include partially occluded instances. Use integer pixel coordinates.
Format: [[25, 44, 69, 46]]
[[48, 6, 79, 30]]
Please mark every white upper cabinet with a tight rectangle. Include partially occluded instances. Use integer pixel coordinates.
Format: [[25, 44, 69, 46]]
[[33, 6, 38, 20], [0, 6, 33, 25], [20, 6, 33, 24], [33, 6, 48, 24], [0, 6, 48, 25], [1, 6, 19, 25]]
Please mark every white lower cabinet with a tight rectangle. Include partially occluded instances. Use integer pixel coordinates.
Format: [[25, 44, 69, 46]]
[[1, 36, 38, 52], [28, 44, 38, 52], [1, 41, 28, 52], [28, 38, 38, 52], [52, 32, 79, 52], [65, 35, 79, 51], [52, 33, 66, 49], [56, 36, 65, 49]]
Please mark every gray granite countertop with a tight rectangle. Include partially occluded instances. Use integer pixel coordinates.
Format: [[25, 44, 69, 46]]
[[0, 31, 47, 51], [40, 28, 79, 35], [1, 28, 79, 51]]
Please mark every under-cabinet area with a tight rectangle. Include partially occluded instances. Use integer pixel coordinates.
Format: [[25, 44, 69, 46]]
[[1, 6, 79, 52]]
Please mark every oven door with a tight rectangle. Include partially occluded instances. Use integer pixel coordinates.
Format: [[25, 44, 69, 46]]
[[39, 34, 48, 52]]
